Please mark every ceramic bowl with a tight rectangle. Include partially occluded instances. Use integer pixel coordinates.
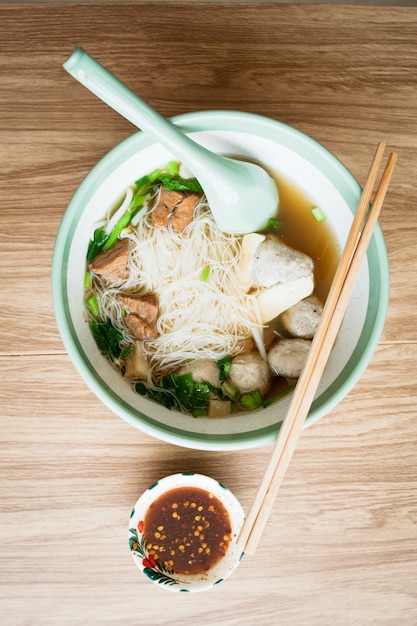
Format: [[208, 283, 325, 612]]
[[52, 110, 389, 450], [128, 473, 245, 592]]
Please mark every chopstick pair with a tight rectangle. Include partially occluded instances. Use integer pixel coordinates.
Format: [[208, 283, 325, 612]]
[[237, 143, 398, 556]]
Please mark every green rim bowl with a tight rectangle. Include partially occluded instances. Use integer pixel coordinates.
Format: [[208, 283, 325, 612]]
[[52, 111, 389, 451]]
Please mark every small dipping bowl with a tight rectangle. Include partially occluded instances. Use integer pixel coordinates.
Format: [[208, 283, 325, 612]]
[[128, 473, 245, 592]]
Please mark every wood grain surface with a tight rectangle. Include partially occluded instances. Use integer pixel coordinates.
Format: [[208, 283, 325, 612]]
[[1, 3, 416, 625]]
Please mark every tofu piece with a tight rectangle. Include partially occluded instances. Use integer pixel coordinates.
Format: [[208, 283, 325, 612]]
[[238, 232, 266, 292], [123, 341, 149, 380], [208, 398, 232, 418], [280, 295, 323, 339], [256, 274, 314, 324], [267, 338, 311, 380]]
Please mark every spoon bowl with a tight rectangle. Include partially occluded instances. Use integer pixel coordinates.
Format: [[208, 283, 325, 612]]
[[63, 47, 278, 234]]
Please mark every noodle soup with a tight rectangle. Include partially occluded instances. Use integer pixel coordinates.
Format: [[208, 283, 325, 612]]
[[84, 161, 339, 418]]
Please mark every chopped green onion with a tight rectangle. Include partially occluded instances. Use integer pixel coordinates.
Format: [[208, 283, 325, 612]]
[[217, 355, 232, 382], [167, 161, 179, 175], [239, 390, 263, 410], [268, 218, 280, 229], [311, 206, 326, 222], [84, 270, 91, 289], [105, 188, 134, 236], [149, 168, 162, 181], [103, 214, 131, 250], [103, 197, 145, 250], [222, 379, 240, 401], [134, 174, 150, 188], [134, 167, 165, 189], [192, 407, 208, 418], [85, 294, 99, 317], [121, 345, 134, 358], [201, 266, 210, 282]]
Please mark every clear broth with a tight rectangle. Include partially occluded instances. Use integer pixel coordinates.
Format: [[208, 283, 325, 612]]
[[271, 172, 340, 303]]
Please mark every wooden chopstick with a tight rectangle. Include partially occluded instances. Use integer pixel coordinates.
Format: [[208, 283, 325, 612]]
[[237, 144, 398, 556]]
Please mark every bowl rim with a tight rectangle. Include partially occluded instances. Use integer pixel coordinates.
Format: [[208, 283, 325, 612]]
[[52, 110, 390, 450]]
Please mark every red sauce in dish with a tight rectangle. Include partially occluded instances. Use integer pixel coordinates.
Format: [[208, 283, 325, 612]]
[[143, 486, 232, 575]]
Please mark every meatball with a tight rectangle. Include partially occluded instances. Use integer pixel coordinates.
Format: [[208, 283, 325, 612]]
[[280, 295, 323, 339], [229, 353, 271, 395], [251, 239, 314, 288], [177, 358, 221, 388], [267, 338, 311, 380]]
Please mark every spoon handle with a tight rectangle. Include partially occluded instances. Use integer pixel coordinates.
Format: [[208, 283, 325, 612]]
[[63, 47, 279, 234], [63, 47, 224, 177]]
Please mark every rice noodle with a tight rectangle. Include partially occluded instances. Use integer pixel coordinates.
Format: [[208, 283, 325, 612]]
[[91, 196, 264, 382]]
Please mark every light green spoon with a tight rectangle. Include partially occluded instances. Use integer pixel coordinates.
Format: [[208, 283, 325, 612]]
[[63, 47, 278, 234]]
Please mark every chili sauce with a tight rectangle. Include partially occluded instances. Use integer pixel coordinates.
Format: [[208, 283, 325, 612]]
[[143, 486, 232, 575]]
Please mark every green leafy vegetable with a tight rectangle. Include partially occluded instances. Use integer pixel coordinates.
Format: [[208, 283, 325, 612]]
[[158, 174, 203, 193], [162, 372, 211, 411], [89, 319, 124, 359], [87, 228, 109, 263], [216, 355, 232, 382], [135, 381, 177, 410], [134, 371, 225, 415]]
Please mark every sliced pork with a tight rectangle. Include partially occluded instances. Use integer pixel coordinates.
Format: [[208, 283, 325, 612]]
[[88, 237, 129, 284]]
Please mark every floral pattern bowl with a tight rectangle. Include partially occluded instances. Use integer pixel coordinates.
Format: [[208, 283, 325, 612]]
[[128, 473, 245, 592]]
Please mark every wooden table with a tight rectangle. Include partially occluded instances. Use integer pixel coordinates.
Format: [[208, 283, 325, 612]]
[[1, 3, 417, 624]]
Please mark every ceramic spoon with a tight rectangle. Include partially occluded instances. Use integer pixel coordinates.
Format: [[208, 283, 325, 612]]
[[63, 47, 278, 234]]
